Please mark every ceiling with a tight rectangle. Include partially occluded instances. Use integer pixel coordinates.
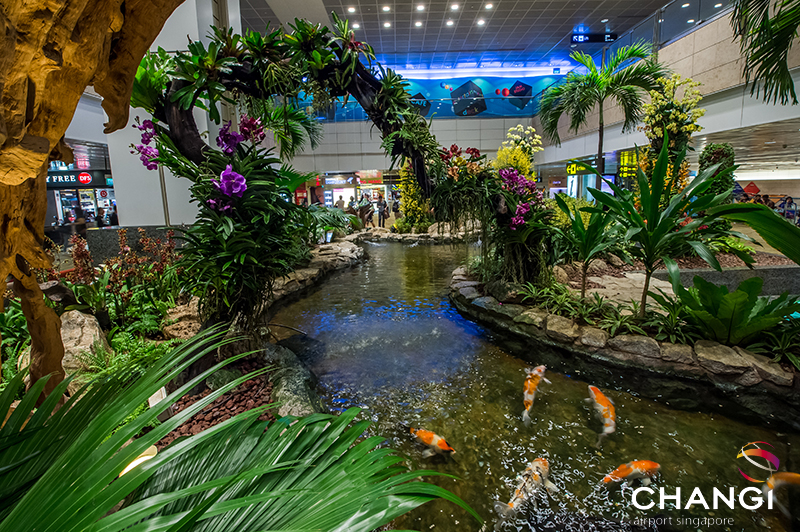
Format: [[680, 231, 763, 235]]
[[241, 0, 670, 69]]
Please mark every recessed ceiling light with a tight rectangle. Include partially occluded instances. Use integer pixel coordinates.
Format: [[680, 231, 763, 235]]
[[415, 20, 422, 26], [451, 3, 459, 10], [681, 3, 690, 6], [384, 21, 391, 27], [687, 18, 695, 22], [485, 3, 493, 8], [477, 19, 485, 25], [348, 6, 355, 12], [417, 4, 425, 10], [601, 18, 608, 22], [571, 43, 577, 47], [383, 6, 390, 11], [352, 23, 360, 28], [446, 19, 454, 25], [714, 2, 722, 6]]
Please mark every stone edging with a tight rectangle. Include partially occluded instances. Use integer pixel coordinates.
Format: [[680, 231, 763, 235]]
[[259, 343, 326, 418], [341, 228, 474, 245], [448, 267, 800, 432]]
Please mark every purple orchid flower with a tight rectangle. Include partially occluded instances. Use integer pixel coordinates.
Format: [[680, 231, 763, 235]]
[[216, 121, 245, 155], [212, 165, 247, 198], [239, 115, 266, 144]]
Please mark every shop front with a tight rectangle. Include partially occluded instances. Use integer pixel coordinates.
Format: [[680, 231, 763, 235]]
[[46, 170, 115, 224], [356, 170, 387, 201], [323, 173, 358, 207]]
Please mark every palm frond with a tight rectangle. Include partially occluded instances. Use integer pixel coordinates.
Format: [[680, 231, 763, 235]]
[[607, 84, 646, 133], [604, 40, 652, 74]]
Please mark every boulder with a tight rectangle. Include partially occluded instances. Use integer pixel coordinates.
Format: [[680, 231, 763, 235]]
[[587, 259, 608, 273], [735, 347, 794, 387], [470, 296, 525, 319], [206, 368, 242, 391], [485, 280, 526, 304], [660, 343, 695, 365], [261, 344, 325, 418], [580, 327, 608, 349], [735, 368, 763, 386], [695, 341, 750, 375], [607, 254, 625, 268], [459, 286, 482, 301], [514, 308, 548, 328], [607, 335, 660, 359], [553, 266, 570, 284], [546, 315, 579, 343], [60, 310, 111, 373], [452, 280, 482, 290]]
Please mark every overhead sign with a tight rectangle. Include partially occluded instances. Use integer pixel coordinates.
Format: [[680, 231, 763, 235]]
[[571, 33, 617, 44], [46, 170, 109, 189], [357, 170, 383, 184], [743, 182, 760, 195], [566, 161, 596, 175], [325, 175, 357, 186]]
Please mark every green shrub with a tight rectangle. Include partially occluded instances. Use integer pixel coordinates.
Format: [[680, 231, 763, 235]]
[[698, 143, 736, 201], [668, 274, 800, 346]]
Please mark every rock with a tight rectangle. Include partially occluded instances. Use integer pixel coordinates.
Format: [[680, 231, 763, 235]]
[[660, 343, 695, 365], [561, 263, 577, 277], [470, 296, 525, 319], [60, 310, 111, 374], [163, 320, 202, 340], [580, 327, 608, 348], [695, 341, 750, 375], [607, 335, 660, 359], [735, 368, 763, 386], [164, 297, 202, 340], [514, 308, 548, 328], [546, 315, 579, 343], [206, 368, 242, 391], [459, 286, 482, 301], [260, 344, 325, 418], [735, 347, 794, 387], [452, 281, 481, 290], [607, 254, 625, 268], [485, 280, 526, 304], [587, 259, 608, 273], [553, 266, 569, 284]]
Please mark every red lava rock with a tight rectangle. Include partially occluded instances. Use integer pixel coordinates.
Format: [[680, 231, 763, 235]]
[[155, 360, 276, 450]]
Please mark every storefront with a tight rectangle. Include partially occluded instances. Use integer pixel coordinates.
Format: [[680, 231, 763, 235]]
[[355, 170, 388, 201], [322, 173, 359, 207], [46, 170, 115, 224]]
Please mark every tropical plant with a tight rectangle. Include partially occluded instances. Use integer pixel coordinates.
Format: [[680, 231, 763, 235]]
[[640, 74, 705, 157], [552, 194, 622, 298], [0, 331, 479, 531], [597, 305, 647, 336], [397, 161, 432, 230], [242, 99, 323, 159], [0, 299, 29, 361], [732, 0, 800, 104], [698, 143, 736, 202], [539, 42, 670, 187], [748, 319, 800, 371], [492, 125, 543, 177], [668, 274, 800, 346], [710, 202, 800, 265], [644, 289, 699, 344], [587, 135, 759, 316]]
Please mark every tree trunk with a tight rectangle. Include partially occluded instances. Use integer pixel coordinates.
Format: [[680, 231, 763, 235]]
[[640, 268, 652, 318], [581, 261, 589, 299], [12, 276, 66, 405], [596, 102, 605, 190]]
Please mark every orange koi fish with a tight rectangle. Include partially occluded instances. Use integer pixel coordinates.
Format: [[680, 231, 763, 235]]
[[602, 460, 660, 487], [494, 457, 557, 529], [409, 427, 456, 458], [587, 385, 616, 447], [522, 366, 551, 427], [763, 472, 800, 517]]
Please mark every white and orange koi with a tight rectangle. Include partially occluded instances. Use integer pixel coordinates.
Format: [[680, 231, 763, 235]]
[[494, 457, 557, 530], [522, 366, 551, 427], [408, 427, 456, 458], [602, 460, 660, 488], [587, 385, 616, 447], [762, 472, 800, 517]]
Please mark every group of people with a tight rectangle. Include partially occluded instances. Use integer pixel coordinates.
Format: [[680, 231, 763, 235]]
[[739, 193, 798, 223], [333, 192, 399, 228]]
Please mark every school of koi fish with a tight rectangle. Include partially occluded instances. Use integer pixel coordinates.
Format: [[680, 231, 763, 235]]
[[405, 364, 800, 530]]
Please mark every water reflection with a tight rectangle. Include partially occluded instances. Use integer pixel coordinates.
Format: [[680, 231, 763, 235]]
[[270, 243, 796, 531]]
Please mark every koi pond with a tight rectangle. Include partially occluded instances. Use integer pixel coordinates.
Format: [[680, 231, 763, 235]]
[[270, 242, 799, 531]]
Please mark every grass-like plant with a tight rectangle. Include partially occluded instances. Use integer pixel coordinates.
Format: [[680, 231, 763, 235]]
[[0, 330, 479, 531], [552, 194, 623, 298]]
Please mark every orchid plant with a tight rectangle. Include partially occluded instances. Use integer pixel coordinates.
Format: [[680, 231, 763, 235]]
[[131, 114, 324, 330]]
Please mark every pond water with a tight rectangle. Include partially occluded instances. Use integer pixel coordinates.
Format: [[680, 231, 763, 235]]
[[270, 242, 798, 532]]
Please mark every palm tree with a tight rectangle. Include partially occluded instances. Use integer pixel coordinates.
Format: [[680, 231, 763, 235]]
[[732, 0, 800, 105], [538, 42, 670, 189]]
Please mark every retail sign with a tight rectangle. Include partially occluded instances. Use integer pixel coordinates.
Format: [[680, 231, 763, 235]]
[[46, 170, 108, 189], [99, 190, 108, 198], [566, 161, 596, 175], [325, 175, 357, 185], [571, 33, 617, 44], [357, 170, 383, 184], [743, 182, 760, 195]]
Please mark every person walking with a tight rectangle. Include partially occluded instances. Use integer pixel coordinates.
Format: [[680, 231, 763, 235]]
[[96, 207, 107, 228], [377, 194, 388, 228], [109, 205, 119, 226], [335, 195, 345, 210]]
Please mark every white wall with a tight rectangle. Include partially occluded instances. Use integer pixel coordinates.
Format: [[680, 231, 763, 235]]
[[291, 117, 533, 173]]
